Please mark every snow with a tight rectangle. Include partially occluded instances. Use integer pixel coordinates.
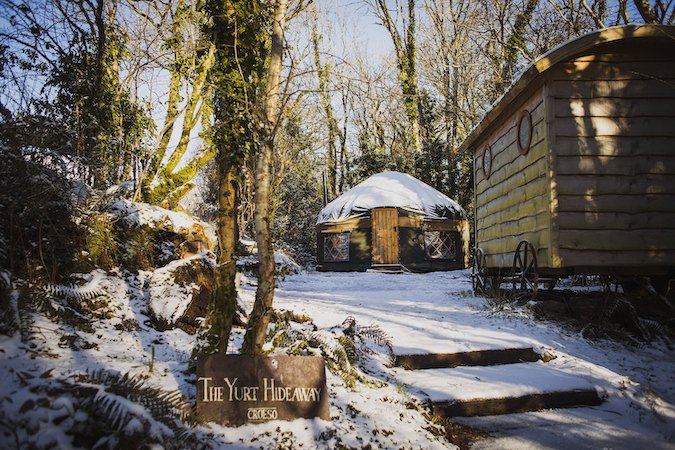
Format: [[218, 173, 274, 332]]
[[2, 268, 674, 449], [316, 171, 466, 224], [393, 363, 597, 402], [259, 270, 675, 448], [107, 199, 217, 247], [146, 255, 211, 325]]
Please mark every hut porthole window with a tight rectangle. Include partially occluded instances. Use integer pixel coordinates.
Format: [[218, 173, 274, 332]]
[[517, 109, 533, 155], [424, 231, 456, 260], [324, 233, 350, 262], [482, 146, 493, 178]]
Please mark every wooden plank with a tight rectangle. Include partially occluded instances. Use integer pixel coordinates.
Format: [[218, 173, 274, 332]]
[[432, 390, 603, 418], [477, 152, 547, 200], [559, 249, 675, 267], [554, 116, 675, 137], [555, 155, 675, 176], [479, 231, 550, 252], [479, 232, 551, 270], [483, 251, 532, 271], [555, 136, 675, 157], [472, 93, 545, 183], [477, 199, 550, 231], [478, 180, 550, 220], [478, 211, 551, 242], [558, 194, 675, 214], [558, 229, 675, 251], [476, 141, 547, 196], [398, 217, 468, 232], [478, 224, 551, 249], [555, 97, 675, 118], [421, 220, 468, 232], [394, 348, 541, 370], [553, 79, 675, 99], [319, 217, 371, 233], [474, 105, 546, 186], [556, 174, 674, 196], [572, 53, 675, 63], [543, 80, 562, 269], [557, 211, 675, 231], [555, 60, 675, 81], [372, 208, 399, 265], [487, 99, 546, 152]]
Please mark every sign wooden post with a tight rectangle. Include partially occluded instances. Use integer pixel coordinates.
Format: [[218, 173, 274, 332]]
[[196, 354, 330, 426]]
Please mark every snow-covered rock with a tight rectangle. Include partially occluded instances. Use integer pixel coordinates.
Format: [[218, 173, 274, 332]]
[[107, 199, 217, 250], [147, 255, 215, 334]]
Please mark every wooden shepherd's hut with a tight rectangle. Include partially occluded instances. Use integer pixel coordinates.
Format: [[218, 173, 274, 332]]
[[316, 171, 469, 272], [459, 25, 675, 287]]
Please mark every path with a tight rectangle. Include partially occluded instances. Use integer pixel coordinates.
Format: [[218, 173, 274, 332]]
[[250, 270, 675, 449]]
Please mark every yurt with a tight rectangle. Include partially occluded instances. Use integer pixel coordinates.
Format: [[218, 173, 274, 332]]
[[316, 171, 469, 272]]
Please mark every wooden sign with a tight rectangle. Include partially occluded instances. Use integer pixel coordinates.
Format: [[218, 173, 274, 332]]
[[196, 354, 330, 426]]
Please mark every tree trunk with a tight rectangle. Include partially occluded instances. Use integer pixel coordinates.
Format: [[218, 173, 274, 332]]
[[241, 0, 287, 355], [312, 17, 338, 199], [375, 0, 422, 154], [634, 0, 660, 23], [207, 164, 240, 353]]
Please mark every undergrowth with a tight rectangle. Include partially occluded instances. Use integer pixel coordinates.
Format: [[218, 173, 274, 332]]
[[265, 315, 395, 390], [1, 368, 204, 450]]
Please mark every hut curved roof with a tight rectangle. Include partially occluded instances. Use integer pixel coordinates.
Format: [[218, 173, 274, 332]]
[[458, 24, 675, 154], [316, 171, 466, 225]]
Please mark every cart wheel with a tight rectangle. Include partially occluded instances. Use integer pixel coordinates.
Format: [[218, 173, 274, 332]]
[[472, 248, 488, 295], [512, 240, 539, 299]]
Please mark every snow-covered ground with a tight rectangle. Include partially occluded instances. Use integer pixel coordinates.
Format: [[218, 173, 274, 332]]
[[1, 268, 674, 449], [258, 270, 675, 449]]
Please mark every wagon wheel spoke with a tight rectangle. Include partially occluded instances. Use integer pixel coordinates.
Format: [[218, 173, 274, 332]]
[[512, 240, 539, 299], [473, 248, 488, 294]]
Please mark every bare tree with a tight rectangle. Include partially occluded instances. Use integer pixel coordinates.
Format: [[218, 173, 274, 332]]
[[241, 0, 289, 355], [311, 11, 340, 200], [369, 0, 422, 155], [633, 0, 675, 23]]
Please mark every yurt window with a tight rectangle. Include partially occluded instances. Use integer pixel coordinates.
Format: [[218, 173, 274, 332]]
[[424, 231, 456, 260], [517, 109, 532, 155], [482, 145, 493, 178], [324, 233, 350, 262]]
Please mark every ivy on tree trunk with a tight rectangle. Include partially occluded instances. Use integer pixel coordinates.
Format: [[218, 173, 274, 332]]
[[241, 0, 288, 355]]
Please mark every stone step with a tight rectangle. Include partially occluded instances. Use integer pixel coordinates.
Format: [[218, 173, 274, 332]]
[[394, 347, 542, 370], [393, 363, 603, 418]]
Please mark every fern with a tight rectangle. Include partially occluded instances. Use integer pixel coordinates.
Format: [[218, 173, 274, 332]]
[[342, 315, 395, 365], [0, 233, 7, 265], [307, 316, 395, 388], [76, 370, 196, 426], [309, 331, 358, 389], [17, 369, 207, 450], [46, 271, 107, 301]]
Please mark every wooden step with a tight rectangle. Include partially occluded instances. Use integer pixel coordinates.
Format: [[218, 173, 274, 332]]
[[394, 347, 542, 370], [432, 389, 603, 418], [393, 363, 604, 418], [368, 264, 405, 273]]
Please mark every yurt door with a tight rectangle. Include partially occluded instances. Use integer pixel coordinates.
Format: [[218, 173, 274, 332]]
[[371, 208, 399, 266]]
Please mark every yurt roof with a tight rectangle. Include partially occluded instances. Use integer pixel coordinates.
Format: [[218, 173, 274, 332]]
[[458, 24, 675, 154], [316, 171, 466, 225]]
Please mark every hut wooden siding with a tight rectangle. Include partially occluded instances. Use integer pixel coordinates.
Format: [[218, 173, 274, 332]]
[[549, 41, 675, 269], [463, 25, 675, 276], [474, 89, 552, 270]]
